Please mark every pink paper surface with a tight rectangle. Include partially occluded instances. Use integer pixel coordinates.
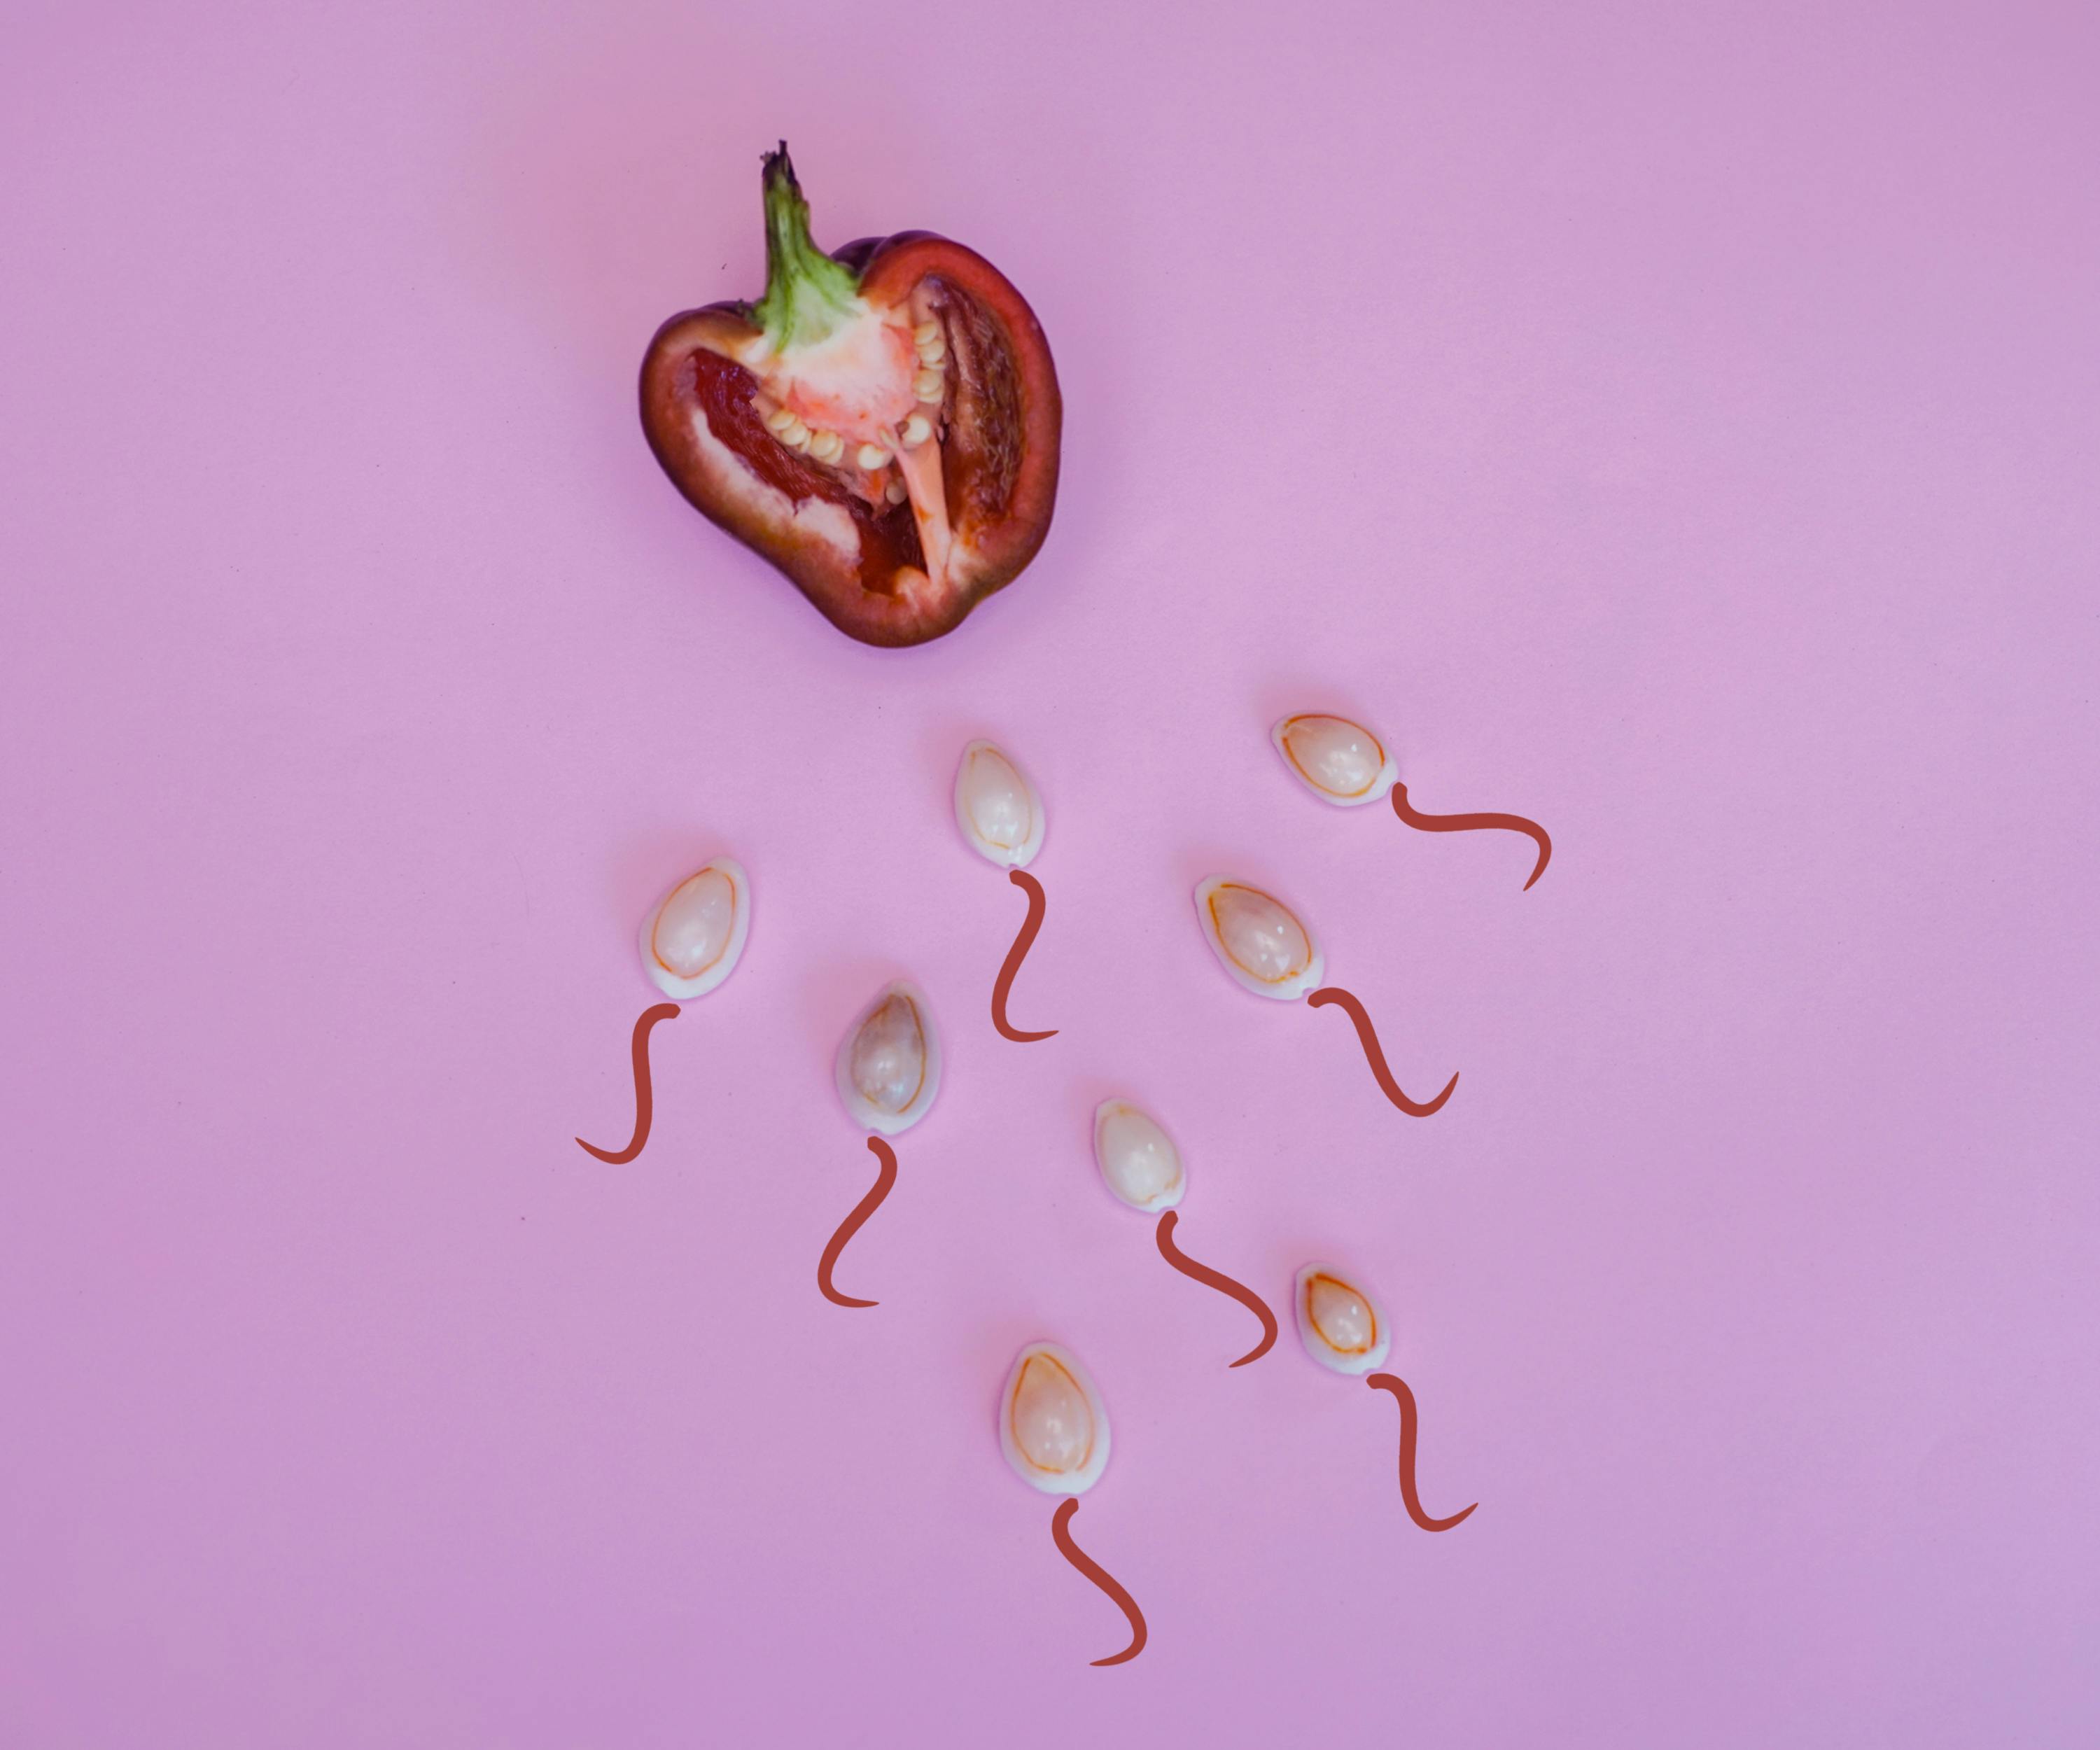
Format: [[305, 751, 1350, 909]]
[[4, 3, 2096, 1744]]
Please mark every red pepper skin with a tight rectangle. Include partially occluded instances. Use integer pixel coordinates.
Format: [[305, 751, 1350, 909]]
[[640, 228, 1061, 648]]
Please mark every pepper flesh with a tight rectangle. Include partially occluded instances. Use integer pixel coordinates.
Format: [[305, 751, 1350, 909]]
[[640, 146, 1062, 647]]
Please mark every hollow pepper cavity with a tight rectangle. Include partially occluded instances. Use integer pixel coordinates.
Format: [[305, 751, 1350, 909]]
[[640, 144, 1063, 647]]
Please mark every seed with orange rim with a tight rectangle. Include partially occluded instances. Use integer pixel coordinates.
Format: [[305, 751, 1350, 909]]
[[999, 1341, 1112, 1495], [1272, 713, 1399, 807], [1292, 1262, 1392, 1375], [834, 981, 941, 1136], [1194, 876, 1324, 1000], [638, 857, 752, 1001]]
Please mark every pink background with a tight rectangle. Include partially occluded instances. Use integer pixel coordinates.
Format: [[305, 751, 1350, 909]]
[[4, 1, 2096, 1743]]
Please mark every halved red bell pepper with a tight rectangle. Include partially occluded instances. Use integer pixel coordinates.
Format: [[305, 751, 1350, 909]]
[[640, 146, 1063, 647]]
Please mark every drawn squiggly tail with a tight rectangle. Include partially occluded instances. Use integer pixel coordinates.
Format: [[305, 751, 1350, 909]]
[[818, 1137, 899, 1308], [1155, 1210, 1278, 1366], [992, 869, 1058, 1042], [1306, 987, 1459, 1116], [1367, 1373, 1477, 1532], [1051, 1498, 1148, 1666], [1392, 783, 1552, 891], [575, 1002, 682, 1163]]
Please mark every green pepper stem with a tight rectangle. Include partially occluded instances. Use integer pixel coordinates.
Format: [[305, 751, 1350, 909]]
[[750, 143, 862, 354]]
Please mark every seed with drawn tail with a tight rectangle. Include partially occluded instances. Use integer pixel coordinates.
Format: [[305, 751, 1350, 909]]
[[1194, 876, 1324, 1000], [999, 1342, 1111, 1495], [1093, 1099, 1184, 1213], [1293, 1261, 1392, 1375], [834, 980, 941, 1136], [953, 739, 1046, 869], [639, 857, 752, 1000], [1272, 713, 1399, 807]]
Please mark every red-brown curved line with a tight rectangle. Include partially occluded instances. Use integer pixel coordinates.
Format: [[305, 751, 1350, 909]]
[[1154, 1210, 1278, 1367], [1306, 987, 1460, 1117], [1366, 1373, 1478, 1533], [574, 1002, 682, 1163], [1050, 1498, 1148, 1667], [991, 869, 1058, 1042], [817, 1136, 899, 1308], [1392, 781, 1553, 892]]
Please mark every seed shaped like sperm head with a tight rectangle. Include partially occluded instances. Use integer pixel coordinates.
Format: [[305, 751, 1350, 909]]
[[953, 739, 1046, 869], [638, 858, 751, 1000], [1293, 1262, 1393, 1376], [999, 1341, 1111, 1496], [834, 980, 941, 1135], [1194, 876, 1324, 1000]]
